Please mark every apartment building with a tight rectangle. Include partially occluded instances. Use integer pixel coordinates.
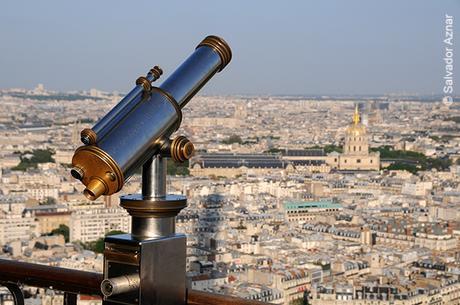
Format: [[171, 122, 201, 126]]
[[69, 207, 130, 242]]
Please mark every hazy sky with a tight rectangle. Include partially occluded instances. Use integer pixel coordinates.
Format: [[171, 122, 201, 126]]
[[0, 1, 458, 95]]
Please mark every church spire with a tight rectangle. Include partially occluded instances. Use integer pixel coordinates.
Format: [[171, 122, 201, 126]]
[[353, 104, 360, 125]]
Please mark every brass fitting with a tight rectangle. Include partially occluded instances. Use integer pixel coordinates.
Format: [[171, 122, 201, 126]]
[[135, 76, 152, 92], [84, 178, 107, 201], [170, 136, 195, 163], [71, 146, 124, 200], [80, 128, 97, 145], [196, 35, 232, 72], [160, 136, 194, 163], [137, 66, 164, 92], [149, 66, 163, 79]]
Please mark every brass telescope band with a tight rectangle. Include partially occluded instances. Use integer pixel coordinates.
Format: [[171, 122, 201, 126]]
[[70, 35, 232, 201]]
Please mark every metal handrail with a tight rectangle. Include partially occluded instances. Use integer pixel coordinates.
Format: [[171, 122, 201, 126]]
[[0, 259, 101, 296], [0, 259, 269, 305]]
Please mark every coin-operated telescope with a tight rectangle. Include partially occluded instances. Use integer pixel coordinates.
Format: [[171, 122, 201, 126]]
[[70, 35, 231, 305]]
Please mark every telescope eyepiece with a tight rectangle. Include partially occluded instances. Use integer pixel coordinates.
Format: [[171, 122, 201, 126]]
[[70, 167, 84, 180]]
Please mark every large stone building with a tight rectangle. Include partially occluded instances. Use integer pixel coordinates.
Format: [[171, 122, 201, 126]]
[[190, 104, 380, 177], [35, 211, 71, 235], [311, 280, 460, 305], [69, 207, 130, 242], [189, 151, 330, 178], [328, 105, 380, 171], [284, 200, 343, 222], [247, 266, 323, 304], [0, 215, 38, 245]]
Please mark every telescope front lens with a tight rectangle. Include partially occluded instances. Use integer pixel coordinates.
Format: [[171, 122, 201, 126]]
[[83, 189, 97, 200], [101, 280, 114, 297], [105, 283, 113, 294]]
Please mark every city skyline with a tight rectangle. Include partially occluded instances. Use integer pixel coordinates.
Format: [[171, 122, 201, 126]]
[[0, 1, 458, 95], [0, 90, 459, 304], [0, 3, 460, 304]]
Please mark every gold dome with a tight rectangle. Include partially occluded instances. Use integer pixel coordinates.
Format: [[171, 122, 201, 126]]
[[346, 104, 366, 136], [346, 124, 366, 136]]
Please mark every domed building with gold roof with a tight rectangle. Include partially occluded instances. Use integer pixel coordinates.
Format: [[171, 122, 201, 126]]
[[190, 104, 379, 178], [327, 105, 380, 171]]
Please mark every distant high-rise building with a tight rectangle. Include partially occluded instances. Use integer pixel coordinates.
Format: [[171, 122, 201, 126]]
[[71, 120, 81, 146]]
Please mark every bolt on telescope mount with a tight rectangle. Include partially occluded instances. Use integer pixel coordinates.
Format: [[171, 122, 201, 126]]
[[70, 35, 232, 305]]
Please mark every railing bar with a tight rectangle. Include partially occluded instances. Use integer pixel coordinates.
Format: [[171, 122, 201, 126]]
[[3, 283, 25, 305], [0, 259, 102, 296], [63, 292, 78, 305], [0, 259, 270, 305], [187, 289, 272, 305]]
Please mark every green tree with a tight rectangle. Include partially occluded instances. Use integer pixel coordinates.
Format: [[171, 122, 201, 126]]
[[51, 224, 70, 243], [265, 148, 284, 153], [86, 230, 126, 253], [306, 145, 342, 153], [372, 147, 452, 173], [386, 162, 418, 174], [12, 148, 55, 171], [167, 160, 190, 176], [40, 197, 57, 205], [221, 135, 243, 145], [323, 144, 343, 153], [444, 116, 460, 123]]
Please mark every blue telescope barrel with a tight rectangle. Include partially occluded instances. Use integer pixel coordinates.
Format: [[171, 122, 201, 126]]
[[80, 66, 163, 145], [71, 36, 231, 200]]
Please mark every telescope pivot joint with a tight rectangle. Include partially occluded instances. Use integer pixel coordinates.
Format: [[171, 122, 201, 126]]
[[160, 136, 195, 163]]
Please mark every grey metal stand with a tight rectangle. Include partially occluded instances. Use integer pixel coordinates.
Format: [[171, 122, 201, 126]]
[[101, 155, 187, 305]]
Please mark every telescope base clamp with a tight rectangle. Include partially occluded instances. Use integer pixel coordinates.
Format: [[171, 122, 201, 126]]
[[103, 233, 186, 305]]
